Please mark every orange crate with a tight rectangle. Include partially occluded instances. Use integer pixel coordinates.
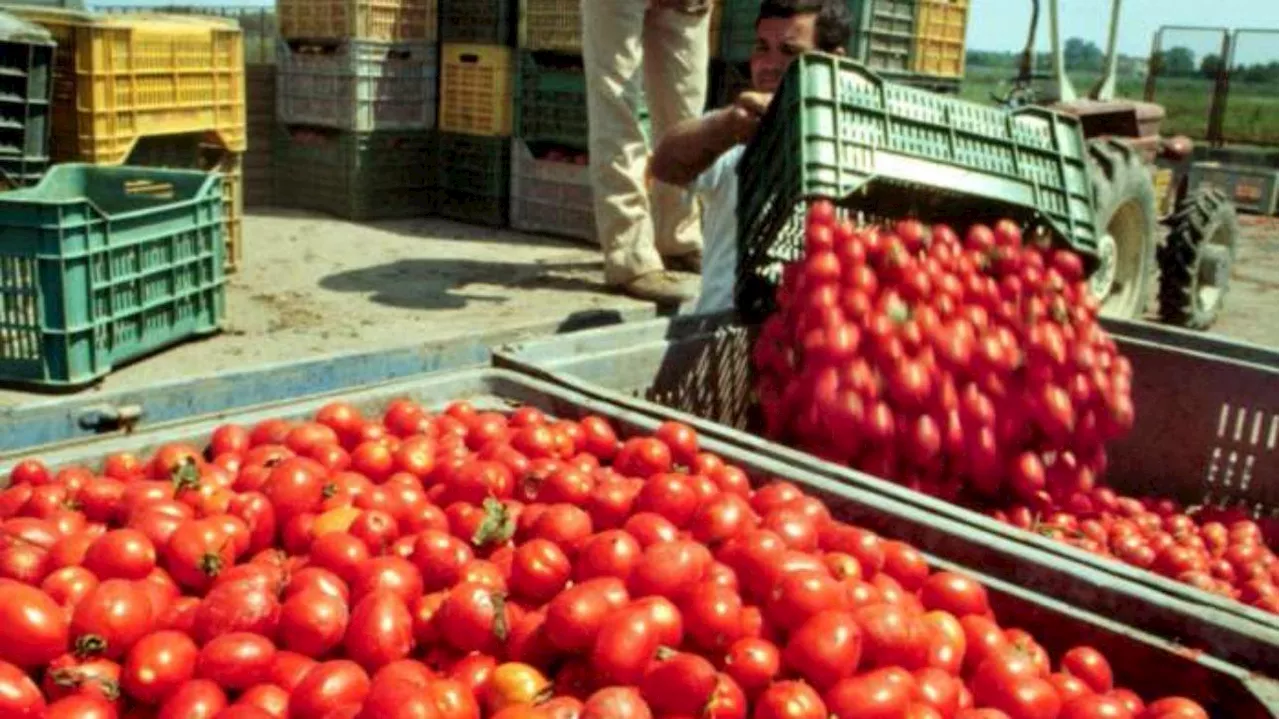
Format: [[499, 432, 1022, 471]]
[[912, 0, 968, 78], [278, 0, 438, 43], [439, 43, 513, 137], [8, 8, 246, 166]]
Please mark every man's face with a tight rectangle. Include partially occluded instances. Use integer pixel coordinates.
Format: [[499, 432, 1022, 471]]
[[750, 13, 820, 93]]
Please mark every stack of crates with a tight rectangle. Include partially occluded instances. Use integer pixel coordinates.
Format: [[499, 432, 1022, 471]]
[[510, 1, 722, 243], [273, 0, 439, 221], [0, 11, 54, 191], [245, 64, 276, 208], [1, 7, 249, 271], [436, 0, 517, 227]]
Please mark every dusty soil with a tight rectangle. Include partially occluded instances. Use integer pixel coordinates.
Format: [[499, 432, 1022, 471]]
[[1193, 215, 1279, 348], [0, 209, 1275, 407], [0, 210, 656, 406]]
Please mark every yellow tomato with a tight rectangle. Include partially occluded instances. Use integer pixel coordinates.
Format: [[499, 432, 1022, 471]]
[[312, 505, 361, 536], [485, 662, 552, 714]]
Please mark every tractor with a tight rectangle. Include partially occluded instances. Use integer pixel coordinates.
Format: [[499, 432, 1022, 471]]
[[995, 0, 1242, 330]]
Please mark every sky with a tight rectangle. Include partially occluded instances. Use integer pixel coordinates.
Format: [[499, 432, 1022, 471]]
[[82, 0, 1280, 62], [967, 0, 1279, 63]]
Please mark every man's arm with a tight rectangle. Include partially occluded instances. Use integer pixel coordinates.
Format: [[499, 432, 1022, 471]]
[[650, 92, 771, 187]]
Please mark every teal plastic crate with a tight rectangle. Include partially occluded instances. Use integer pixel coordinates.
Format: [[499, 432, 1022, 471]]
[[516, 51, 651, 149], [440, 0, 515, 44], [735, 55, 1098, 319], [0, 164, 226, 387], [0, 10, 54, 190], [272, 125, 436, 221], [276, 39, 439, 132], [434, 131, 509, 227]]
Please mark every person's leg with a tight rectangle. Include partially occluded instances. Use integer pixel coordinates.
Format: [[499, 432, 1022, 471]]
[[582, 0, 668, 289], [644, 2, 711, 267]]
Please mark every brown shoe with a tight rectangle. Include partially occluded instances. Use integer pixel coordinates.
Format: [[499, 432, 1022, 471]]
[[620, 270, 699, 304], [666, 251, 703, 274]]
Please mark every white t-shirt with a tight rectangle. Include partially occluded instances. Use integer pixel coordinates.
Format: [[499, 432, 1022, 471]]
[[684, 143, 744, 316]]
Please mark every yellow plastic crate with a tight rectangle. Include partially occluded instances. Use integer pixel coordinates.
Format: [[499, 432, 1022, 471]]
[[216, 152, 244, 273], [912, 0, 969, 78], [439, 43, 513, 137], [8, 8, 247, 166], [278, 0, 438, 43]]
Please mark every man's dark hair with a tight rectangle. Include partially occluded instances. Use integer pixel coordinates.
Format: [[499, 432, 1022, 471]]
[[757, 0, 853, 54]]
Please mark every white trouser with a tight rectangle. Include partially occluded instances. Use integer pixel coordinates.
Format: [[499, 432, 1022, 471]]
[[582, 0, 710, 285]]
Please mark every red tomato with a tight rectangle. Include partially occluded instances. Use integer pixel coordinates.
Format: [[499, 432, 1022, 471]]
[[591, 604, 663, 686], [1060, 646, 1114, 693], [824, 667, 915, 719], [71, 579, 154, 660], [44, 695, 116, 719], [195, 578, 282, 644], [582, 686, 652, 719], [288, 661, 371, 719], [0, 581, 68, 669], [919, 571, 990, 617], [344, 591, 414, 671], [640, 651, 719, 715], [197, 633, 276, 691], [122, 630, 199, 705], [237, 683, 291, 717], [158, 679, 228, 719], [439, 582, 509, 655], [1142, 697, 1208, 719], [754, 680, 827, 719], [280, 589, 349, 657], [784, 609, 863, 690], [83, 529, 157, 581]]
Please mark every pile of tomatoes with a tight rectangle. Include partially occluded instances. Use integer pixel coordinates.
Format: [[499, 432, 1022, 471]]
[[991, 494, 1279, 613], [0, 400, 1213, 718], [750, 201, 1278, 613]]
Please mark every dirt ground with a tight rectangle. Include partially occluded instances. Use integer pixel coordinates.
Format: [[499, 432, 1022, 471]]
[[0, 210, 655, 406], [0, 208, 1275, 408], [1190, 214, 1280, 348]]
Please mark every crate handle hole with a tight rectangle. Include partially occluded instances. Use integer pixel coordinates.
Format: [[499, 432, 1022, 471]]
[[459, 54, 480, 64], [124, 180, 176, 200]]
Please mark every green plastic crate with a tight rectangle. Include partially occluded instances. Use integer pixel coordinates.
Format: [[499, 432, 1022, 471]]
[[272, 125, 436, 221], [735, 55, 1098, 319], [276, 39, 439, 132], [439, 0, 515, 45], [516, 51, 650, 149], [0, 164, 226, 387], [434, 131, 509, 227], [0, 10, 54, 190]]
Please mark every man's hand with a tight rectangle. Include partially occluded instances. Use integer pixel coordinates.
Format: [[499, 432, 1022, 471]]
[[723, 91, 773, 144]]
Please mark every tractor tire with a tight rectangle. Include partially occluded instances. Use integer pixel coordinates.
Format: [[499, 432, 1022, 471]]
[[1156, 188, 1240, 330], [1086, 137, 1159, 321]]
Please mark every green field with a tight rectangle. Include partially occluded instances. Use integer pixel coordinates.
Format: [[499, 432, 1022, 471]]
[[960, 66, 1279, 147]]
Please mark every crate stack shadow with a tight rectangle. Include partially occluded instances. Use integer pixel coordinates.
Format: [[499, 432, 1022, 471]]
[[273, 0, 439, 221]]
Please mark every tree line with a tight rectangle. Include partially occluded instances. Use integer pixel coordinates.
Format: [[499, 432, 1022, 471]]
[[967, 37, 1279, 84]]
